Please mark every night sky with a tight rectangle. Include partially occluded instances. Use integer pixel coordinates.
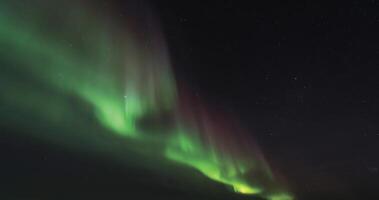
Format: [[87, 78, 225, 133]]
[[1, 1, 379, 200], [156, 1, 379, 199]]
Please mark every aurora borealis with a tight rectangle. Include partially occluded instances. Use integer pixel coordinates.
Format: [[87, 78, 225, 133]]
[[0, 1, 292, 199]]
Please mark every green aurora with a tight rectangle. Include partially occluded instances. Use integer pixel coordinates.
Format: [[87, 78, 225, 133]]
[[0, 1, 293, 200]]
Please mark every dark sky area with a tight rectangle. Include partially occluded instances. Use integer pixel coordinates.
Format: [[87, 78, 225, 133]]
[[153, 1, 379, 199], [1, 1, 379, 200]]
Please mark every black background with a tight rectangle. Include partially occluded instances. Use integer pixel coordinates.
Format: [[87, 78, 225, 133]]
[[155, 1, 379, 199]]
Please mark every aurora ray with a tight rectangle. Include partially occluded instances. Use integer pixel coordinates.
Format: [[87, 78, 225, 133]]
[[0, 1, 293, 200]]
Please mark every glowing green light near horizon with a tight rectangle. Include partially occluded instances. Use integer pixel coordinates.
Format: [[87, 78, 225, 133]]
[[0, 1, 293, 199], [166, 131, 261, 194], [267, 193, 295, 200]]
